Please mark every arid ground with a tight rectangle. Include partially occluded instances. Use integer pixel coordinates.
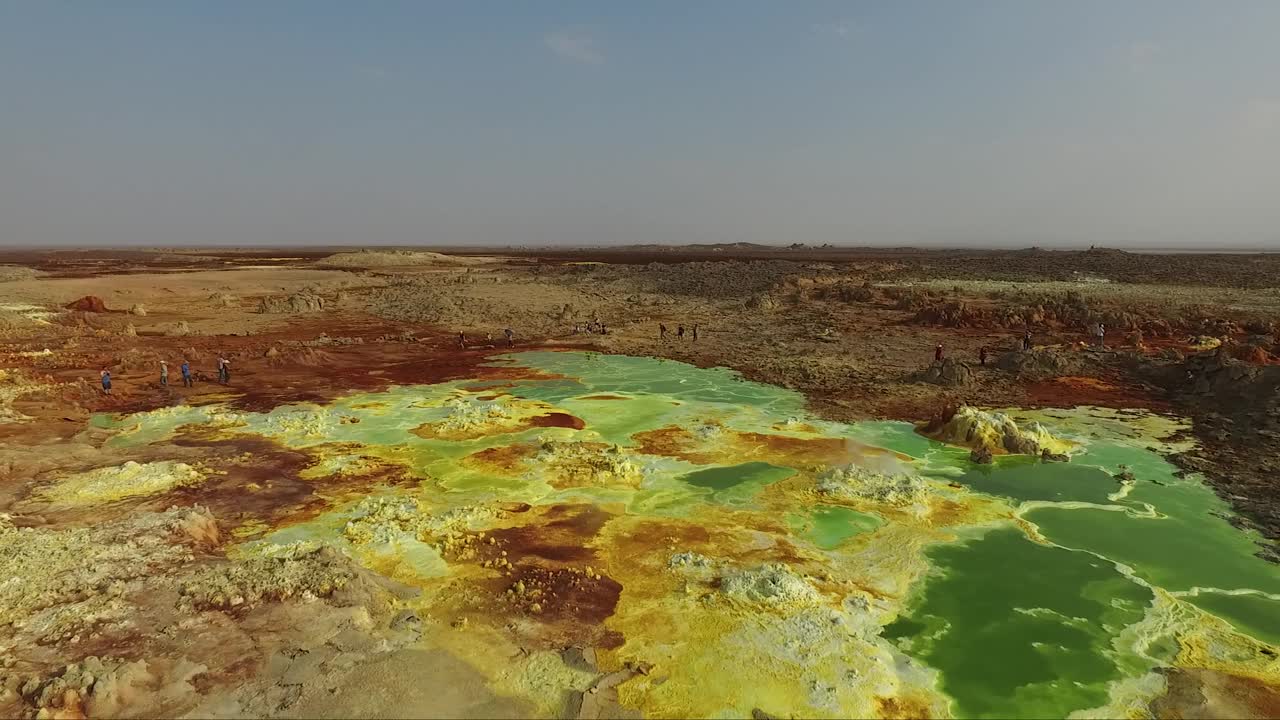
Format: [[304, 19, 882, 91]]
[[1, 246, 1278, 719]]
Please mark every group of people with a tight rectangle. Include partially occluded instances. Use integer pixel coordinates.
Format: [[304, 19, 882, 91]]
[[658, 323, 698, 341], [936, 329, 1036, 367], [98, 358, 220, 395], [458, 328, 515, 349]]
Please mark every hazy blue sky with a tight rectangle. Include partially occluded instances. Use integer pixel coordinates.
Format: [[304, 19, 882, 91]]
[[2, 1, 1278, 248]]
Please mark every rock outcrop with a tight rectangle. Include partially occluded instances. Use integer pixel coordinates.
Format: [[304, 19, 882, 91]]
[[316, 250, 483, 268], [996, 348, 1086, 381], [914, 358, 974, 387], [64, 296, 109, 313], [257, 292, 325, 314], [207, 293, 239, 308]]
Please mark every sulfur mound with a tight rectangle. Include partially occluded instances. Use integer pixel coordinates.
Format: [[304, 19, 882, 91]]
[[178, 542, 354, 609], [414, 396, 522, 440], [719, 563, 825, 610], [342, 496, 497, 546], [0, 507, 214, 641], [36, 460, 206, 507], [815, 465, 930, 506], [920, 405, 1072, 458], [534, 439, 645, 488], [668, 554, 825, 610]]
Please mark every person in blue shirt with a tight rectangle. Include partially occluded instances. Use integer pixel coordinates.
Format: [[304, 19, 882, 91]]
[[100, 369, 112, 395], [181, 360, 193, 387]]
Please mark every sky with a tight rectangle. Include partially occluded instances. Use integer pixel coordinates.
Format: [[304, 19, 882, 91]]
[[1, 1, 1278, 249]]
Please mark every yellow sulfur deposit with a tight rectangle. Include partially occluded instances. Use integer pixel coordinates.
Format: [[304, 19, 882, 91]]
[[36, 460, 206, 507], [922, 405, 1074, 457]]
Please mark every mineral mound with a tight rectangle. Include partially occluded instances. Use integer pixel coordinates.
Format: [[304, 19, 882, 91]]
[[920, 405, 1071, 459]]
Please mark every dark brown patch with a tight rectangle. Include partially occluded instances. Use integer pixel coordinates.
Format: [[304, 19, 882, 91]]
[[503, 565, 624, 635], [1151, 668, 1280, 719], [631, 426, 715, 464], [437, 503, 625, 650], [487, 504, 614, 564], [528, 412, 586, 430], [462, 443, 538, 474], [164, 434, 415, 534]]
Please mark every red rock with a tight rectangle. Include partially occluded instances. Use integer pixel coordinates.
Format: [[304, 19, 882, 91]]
[[64, 295, 110, 313]]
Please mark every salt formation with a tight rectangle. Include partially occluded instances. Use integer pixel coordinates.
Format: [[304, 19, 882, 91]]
[[412, 395, 549, 441], [921, 405, 1072, 458], [36, 460, 205, 506], [0, 508, 214, 641], [534, 439, 645, 487], [342, 496, 497, 546], [439, 396, 517, 433], [668, 554, 825, 610], [720, 563, 825, 610], [178, 542, 354, 609], [213, 406, 336, 440], [815, 465, 930, 507], [0, 369, 55, 424]]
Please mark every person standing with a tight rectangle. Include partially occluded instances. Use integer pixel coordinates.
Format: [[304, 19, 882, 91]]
[[935, 343, 944, 362], [1022, 329, 1032, 351], [504, 328, 514, 347], [458, 332, 467, 350], [218, 357, 231, 385], [100, 368, 112, 395], [160, 360, 169, 387], [692, 324, 699, 342], [181, 360, 193, 387], [659, 323, 667, 340], [677, 325, 685, 340], [979, 346, 988, 366]]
